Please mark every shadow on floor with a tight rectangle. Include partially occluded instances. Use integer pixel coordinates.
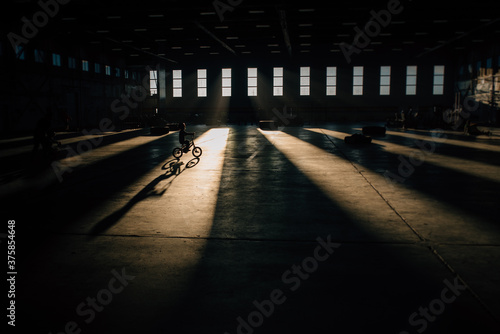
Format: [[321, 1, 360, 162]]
[[89, 157, 200, 236]]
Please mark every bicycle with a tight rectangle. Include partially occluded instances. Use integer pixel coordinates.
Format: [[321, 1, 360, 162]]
[[172, 134, 202, 158]]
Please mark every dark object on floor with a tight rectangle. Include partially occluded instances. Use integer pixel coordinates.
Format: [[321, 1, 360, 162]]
[[362, 126, 386, 136], [122, 116, 142, 129], [166, 123, 180, 131], [259, 120, 279, 130], [150, 126, 169, 135], [345, 133, 372, 144], [464, 120, 491, 137]]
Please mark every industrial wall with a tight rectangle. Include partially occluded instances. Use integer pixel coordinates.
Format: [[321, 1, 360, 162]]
[[1, 39, 498, 134], [0, 41, 149, 134], [455, 43, 500, 124], [156, 54, 455, 124]]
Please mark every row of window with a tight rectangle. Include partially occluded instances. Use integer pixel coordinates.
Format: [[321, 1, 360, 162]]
[[15, 46, 446, 97], [17, 47, 136, 80], [152, 65, 445, 98]]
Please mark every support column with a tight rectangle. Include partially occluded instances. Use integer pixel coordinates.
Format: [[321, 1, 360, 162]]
[[158, 63, 167, 115]]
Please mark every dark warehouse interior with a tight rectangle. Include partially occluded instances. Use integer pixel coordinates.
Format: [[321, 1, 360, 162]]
[[1, 0, 500, 333]]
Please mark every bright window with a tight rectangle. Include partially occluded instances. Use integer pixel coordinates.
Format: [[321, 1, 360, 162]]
[[16, 46, 25, 60], [34, 50, 45, 63], [380, 66, 391, 95], [222, 68, 231, 97], [173, 70, 182, 97], [326, 67, 337, 96], [198, 69, 207, 97], [433, 65, 445, 95], [300, 67, 310, 96], [68, 57, 76, 69], [406, 65, 417, 95], [105, 65, 111, 76], [353, 66, 363, 95], [248, 68, 257, 96], [82, 60, 89, 72], [273, 67, 283, 96], [150, 70, 158, 96], [52, 54, 61, 67]]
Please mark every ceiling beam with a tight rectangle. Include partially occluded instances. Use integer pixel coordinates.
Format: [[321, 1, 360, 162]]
[[85, 31, 178, 64], [416, 17, 500, 58], [278, 9, 292, 57], [193, 21, 237, 56]]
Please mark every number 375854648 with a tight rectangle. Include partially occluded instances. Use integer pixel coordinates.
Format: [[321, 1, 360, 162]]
[[7, 220, 16, 269]]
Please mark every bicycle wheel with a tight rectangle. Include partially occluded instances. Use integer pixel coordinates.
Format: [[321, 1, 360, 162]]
[[192, 146, 202, 157], [173, 147, 183, 158]]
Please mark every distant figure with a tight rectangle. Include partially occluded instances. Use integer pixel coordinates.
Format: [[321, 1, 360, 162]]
[[59, 109, 71, 131], [31, 110, 53, 159], [464, 120, 492, 136], [179, 122, 194, 152]]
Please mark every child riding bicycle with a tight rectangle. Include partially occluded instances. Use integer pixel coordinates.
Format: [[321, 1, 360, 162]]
[[173, 123, 202, 158], [179, 123, 194, 152]]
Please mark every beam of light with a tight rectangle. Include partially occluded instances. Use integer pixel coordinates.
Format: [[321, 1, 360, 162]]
[[205, 72, 231, 124], [80, 127, 230, 238], [258, 129, 418, 240], [352, 127, 500, 153], [247, 70, 271, 117], [308, 128, 500, 184], [0, 129, 141, 159], [260, 128, 498, 244], [384, 130, 500, 153], [43, 128, 230, 325], [55, 131, 175, 171], [0, 135, 32, 144], [0, 130, 175, 198]]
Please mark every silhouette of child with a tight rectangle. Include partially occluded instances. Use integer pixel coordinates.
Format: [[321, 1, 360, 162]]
[[179, 123, 194, 152], [32, 110, 53, 159]]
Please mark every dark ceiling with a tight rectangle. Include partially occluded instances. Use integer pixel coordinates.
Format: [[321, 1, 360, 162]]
[[3, 0, 500, 65]]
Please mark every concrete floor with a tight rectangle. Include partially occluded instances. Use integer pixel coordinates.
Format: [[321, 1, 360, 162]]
[[2, 123, 500, 333]]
